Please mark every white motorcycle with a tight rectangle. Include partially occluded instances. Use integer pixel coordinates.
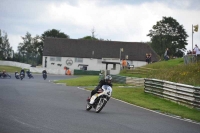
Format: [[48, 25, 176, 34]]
[[86, 85, 112, 113]]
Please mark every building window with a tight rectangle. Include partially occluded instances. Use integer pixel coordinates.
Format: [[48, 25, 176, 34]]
[[56, 57, 61, 61], [50, 57, 55, 61], [50, 57, 61, 61], [75, 58, 83, 63]]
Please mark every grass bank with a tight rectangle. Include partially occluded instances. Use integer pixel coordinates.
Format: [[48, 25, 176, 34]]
[[54, 75, 127, 86], [0, 65, 22, 73], [120, 58, 200, 86], [55, 76, 200, 122]]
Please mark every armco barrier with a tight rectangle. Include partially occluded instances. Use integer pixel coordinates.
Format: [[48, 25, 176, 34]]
[[126, 77, 144, 87], [74, 69, 100, 75], [111, 75, 126, 84], [144, 78, 200, 109], [111, 75, 144, 86]]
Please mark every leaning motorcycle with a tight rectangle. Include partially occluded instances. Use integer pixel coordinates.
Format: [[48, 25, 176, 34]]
[[20, 72, 24, 80], [15, 73, 20, 79], [27, 72, 34, 79], [1, 73, 11, 79], [86, 85, 112, 113], [43, 73, 47, 80]]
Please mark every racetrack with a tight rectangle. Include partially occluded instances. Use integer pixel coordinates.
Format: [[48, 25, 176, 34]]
[[0, 74, 200, 133]]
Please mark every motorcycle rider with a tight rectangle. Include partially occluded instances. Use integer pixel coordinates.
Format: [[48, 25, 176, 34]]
[[20, 68, 25, 77], [15, 71, 18, 76], [2, 70, 6, 77], [42, 69, 47, 78], [26, 69, 31, 77], [15, 71, 19, 78], [89, 75, 112, 101]]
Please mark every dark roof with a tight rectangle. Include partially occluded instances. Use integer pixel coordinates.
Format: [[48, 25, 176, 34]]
[[43, 38, 159, 62]]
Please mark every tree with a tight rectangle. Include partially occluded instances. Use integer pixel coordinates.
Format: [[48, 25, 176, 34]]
[[79, 36, 99, 40], [18, 32, 40, 64], [0, 30, 13, 60], [42, 29, 69, 39], [147, 17, 188, 57], [35, 29, 69, 64]]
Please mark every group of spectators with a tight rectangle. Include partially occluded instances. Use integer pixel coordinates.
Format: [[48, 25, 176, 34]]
[[121, 59, 130, 69], [187, 44, 200, 56], [145, 53, 152, 64]]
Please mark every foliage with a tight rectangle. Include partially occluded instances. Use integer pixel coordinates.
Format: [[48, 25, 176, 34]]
[[147, 17, 188, 57], [17, 32, 40, 65], [79, 36, 99, 40], [0, 30, 13, 60], [79, 36, 111, 41], [42, 29, 69, 39], [36, 29, 70, 64], [147, 61, 200, 86], [18, 32, 38, 54]]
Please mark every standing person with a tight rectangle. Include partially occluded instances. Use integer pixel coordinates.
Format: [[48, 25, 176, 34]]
[[164, 48, 169, 61], [193, 44, 200, 56], [145, 53, 149, 64], [66, 68, 71, 75], [122, 59, 127, 69], [148, 53, 152, 64]]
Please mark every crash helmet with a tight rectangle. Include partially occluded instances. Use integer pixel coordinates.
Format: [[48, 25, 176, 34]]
[[105, 75, 112, 83]]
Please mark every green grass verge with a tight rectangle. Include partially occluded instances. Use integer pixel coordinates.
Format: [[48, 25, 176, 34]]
[[54, 75, 128, 86], [55, 76, 200, 122], [0, 65, 22, 73], [54, 76, 99, 86]]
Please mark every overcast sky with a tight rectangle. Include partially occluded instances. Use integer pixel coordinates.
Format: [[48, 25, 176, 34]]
[[0, 0, 200, 52]]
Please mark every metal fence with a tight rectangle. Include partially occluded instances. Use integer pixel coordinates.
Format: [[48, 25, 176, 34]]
[[111, 75, 144, 86], [144, 78, 200, 109], [183, 54, 200, 64]]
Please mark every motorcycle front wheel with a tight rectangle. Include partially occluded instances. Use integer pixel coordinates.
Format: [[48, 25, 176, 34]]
[[95, 98, 107, 113]]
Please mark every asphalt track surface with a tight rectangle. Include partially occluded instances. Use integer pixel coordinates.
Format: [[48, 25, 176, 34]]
[[0, 74, 200, 133]]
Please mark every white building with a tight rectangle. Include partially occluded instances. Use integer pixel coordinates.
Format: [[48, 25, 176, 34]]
[[43, 38, 159, 75]]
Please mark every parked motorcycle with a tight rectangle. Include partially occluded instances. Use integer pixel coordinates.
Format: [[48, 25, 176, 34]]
[[20, 72, 25, 80], [43, 73, 47, 80], [0, 73, 11, 79], [86, 85, 112, 113]]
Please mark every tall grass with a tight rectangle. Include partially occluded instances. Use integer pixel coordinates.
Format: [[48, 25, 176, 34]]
[[120, 58, 200, 86]]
